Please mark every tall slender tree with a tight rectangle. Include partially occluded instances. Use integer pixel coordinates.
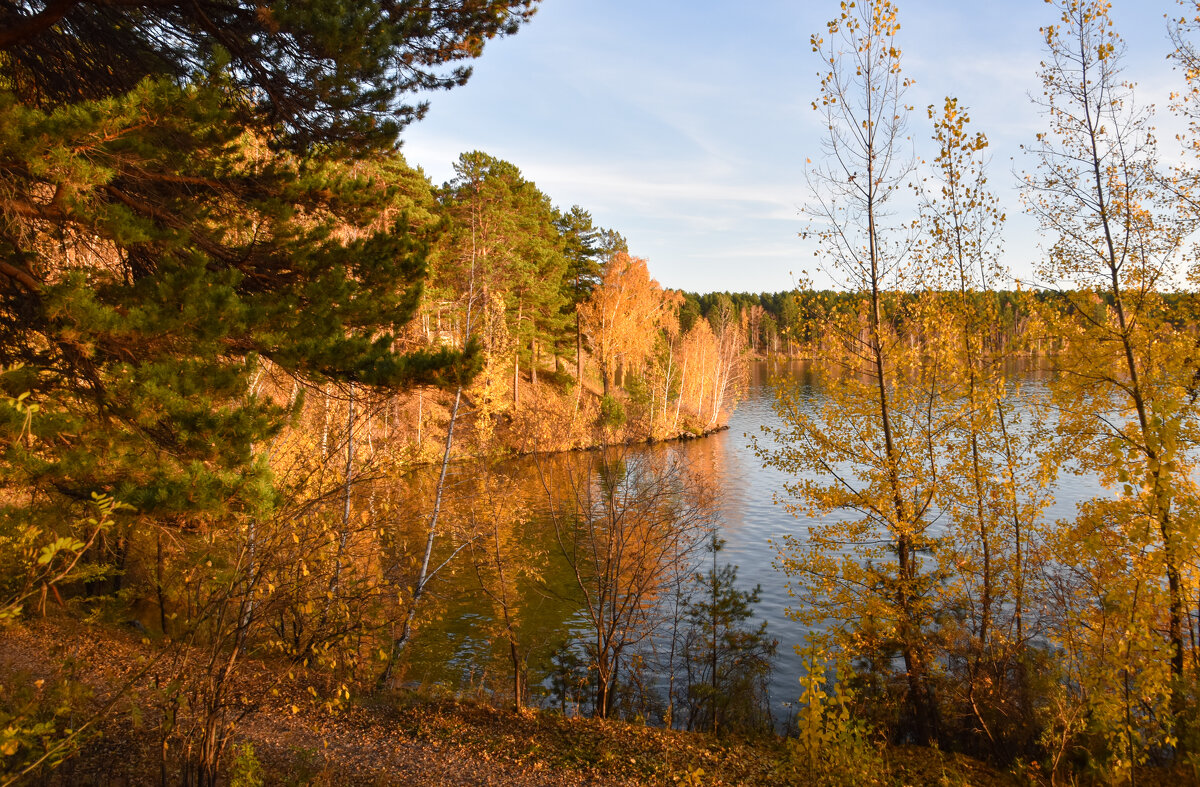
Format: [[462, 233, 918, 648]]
[[1023, 1, 1200, 738], [919, 98, 1059, 753], [556, 206, 604, 381], [758, 0, 941, 743]]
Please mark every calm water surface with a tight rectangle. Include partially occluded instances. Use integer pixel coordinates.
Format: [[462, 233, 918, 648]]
[[680, 360, 1102, 720], [409, 359, 1103, 724]]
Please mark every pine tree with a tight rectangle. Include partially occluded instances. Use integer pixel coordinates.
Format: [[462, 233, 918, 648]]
[[1, 2, 518, 556], [436, 151, 567, 407], [555, 206, 603, 381], [0, 79, 474, 526], [2, 0, 540, 152], [681, 535, 776, 734]]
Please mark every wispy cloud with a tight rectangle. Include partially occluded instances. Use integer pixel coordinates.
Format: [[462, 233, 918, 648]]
[[401, 0, 1190, 293]]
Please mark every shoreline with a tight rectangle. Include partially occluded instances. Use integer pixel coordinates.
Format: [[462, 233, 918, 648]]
[[399, 422, 734, 471]]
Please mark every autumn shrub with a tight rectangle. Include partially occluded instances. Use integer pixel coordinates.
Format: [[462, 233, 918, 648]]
[[1171, 682, 1200, 773], [0, 382, 122, 623], [509, 382, 590, 452], [783, 648, 891, 786], [280, 744, 331, 786], [0, 663, 94, 781], [613, 651, 664, 724], [548, 642, 589, 716], [936, 628, 1048, 764]]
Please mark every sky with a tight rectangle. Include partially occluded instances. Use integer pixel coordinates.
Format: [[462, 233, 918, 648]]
[[400, 0, 1189, 294]]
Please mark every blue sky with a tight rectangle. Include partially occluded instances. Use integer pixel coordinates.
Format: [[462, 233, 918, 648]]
[[400, 0, 1186, 294]]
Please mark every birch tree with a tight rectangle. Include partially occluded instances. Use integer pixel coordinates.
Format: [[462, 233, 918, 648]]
[[757, 0, 942, 743], [920, 98, 1057, 752], [1024, 0, 1200, 763], [580, 253, 665, 396]]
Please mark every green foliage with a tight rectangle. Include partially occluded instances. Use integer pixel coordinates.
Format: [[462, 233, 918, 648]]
[[677, 297, 702, 334], [598, 395, 626, 428], [1, 75, 479, 531], [0, 381, 121, 622], [438, 151, 569, 366], [0, 492, 119, 623], [625, 375, 651, 408], [229, 742, 265, 787], [542, 367, 577, 392], [1, 0, 512, 560], [681, 535, 776, 734], [0, 663, 93, 781], [556, 205, 604, 309], [1, 0, 540, 153]]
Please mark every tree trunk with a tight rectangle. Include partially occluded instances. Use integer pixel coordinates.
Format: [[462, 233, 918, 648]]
[[513, 302, 523, 407], [380, 386, 463, 686], [510, 640, 524, 712], [155, 532, 168, 635], [576, 305, 585, 383], [711, 544, 719, 733], [322, 383, 354, 633], [868, 180, 939, 745], [673, 356, 688, 431]]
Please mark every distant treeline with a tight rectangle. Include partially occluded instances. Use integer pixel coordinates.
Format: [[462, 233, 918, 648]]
[[679, 289, 1200, 356]]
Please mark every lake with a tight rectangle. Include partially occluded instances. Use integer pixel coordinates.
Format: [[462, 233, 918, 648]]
[[403, 358, 1104, 727]]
